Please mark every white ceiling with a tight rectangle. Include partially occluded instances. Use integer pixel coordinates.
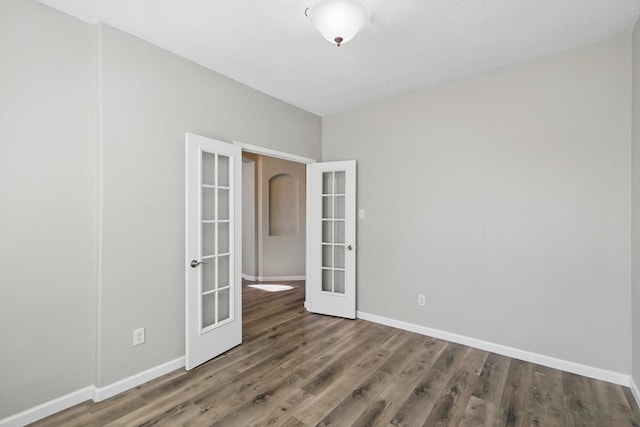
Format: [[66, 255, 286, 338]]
[[39, 0, 640, 116]]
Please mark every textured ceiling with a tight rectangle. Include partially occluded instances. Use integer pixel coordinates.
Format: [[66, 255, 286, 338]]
[[38, 0, 640, 116]]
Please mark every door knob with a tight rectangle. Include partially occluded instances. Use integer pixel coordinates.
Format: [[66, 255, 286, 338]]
[[190, 260, 207, 268], [347, 245, 353, 251]]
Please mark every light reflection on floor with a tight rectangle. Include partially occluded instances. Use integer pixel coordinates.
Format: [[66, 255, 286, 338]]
[[247, 284, 293, 292]]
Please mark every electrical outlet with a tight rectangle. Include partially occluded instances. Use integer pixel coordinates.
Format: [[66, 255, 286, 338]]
[[418, 294, 426, 307], [133, 328, 145, 346], [359, 209, 365, 219]]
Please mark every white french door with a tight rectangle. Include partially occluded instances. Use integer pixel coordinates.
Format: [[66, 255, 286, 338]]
[[185, 133, 242, 370], [306, 161, 356, 319]]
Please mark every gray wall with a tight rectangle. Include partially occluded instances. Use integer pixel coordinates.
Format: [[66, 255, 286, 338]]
[[323, 35, 632, 374], [632, 20, 640, 386], [2, 0, 637, 420], [0, 1, 98, 418], [0, 0, 321, 418], [98, 24, 321, 386]]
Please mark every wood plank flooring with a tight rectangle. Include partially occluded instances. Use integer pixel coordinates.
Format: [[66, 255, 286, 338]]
[[31, 280, 640, 426]]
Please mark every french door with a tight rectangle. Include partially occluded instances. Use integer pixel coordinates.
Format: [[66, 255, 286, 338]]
[[307, 161, 356, 319], [185, 133, 242, 370]]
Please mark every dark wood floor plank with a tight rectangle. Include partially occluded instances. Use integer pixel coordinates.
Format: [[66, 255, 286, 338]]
[[471, 352, 512, 404], [622, 387, 640, 426], [315, 370, 389, 426], [293, 341, 394, 425], [279, 415, 310, 427], [461, 347, 489, 377], [245, 388, 311, 427], [351, 337, 448, 427], [497, 359, 535, 427], [299, 323, 392, 396], [459, 395, 498, 426], [422, 368, 473, 426], [389, 366, 451, 426], [136, 401, 202, 427], [561, 371, 604, 426], [28, 280, 640, 427], [377, 333, 430, 376], [591, 377, 637, 426], [528, 364, 564, 427]]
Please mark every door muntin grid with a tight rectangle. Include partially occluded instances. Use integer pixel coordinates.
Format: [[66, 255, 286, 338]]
[[321, 171, 346, 295], [200, 151, 233, 332]]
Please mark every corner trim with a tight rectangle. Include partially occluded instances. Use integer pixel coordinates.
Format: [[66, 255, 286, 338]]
[[631, 376, 640, 406], [356, 311, 630, 386], [93, 356, 185, 402], [0, 386, 94, 427]]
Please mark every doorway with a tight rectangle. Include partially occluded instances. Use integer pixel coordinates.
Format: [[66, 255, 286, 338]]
[[241, 152, 307, 282], [237, 142, 316, 313]]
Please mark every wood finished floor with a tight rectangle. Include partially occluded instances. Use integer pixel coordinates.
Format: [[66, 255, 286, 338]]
[[31, 280, 640, 426]]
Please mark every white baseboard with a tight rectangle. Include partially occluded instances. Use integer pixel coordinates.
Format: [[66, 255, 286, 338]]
[[0, 386, 94, 427], [243, 274, 305, 282], [356, 311, 630, 386], [630, 376, 640, 406], [93, 356, 185, 402], [0, 357, 185, 427]]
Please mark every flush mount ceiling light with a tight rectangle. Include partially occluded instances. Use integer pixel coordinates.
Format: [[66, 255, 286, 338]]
[[306, 0, 370, 47]]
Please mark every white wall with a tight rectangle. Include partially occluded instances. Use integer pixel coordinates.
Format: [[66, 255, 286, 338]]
[[323, 35, 632, 374], [632, 19, 640, 387], [0, 1, 97, 418]]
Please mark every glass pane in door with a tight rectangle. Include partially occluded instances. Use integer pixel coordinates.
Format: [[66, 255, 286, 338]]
[[202, 224, 216, 256], [202, 152, 216, 186], [323, 172, 333, 194], [334, 246, 345, 269], [217, 288, 230, 322], [322, 221, 332, 243], [322, 245, 333, 268], [334, 196, 345, 219], [334, 270, 345, 294], [334, 171, 345, 194], [202, 259, 216, 293], [202, 188, 216, 221], [202, 293, 216, 328], [218, 255, 230, 288], [322, 197, 332, 219], [218, 189, 229, 221], [334, 221, 345, 244], [322, 269, 332, 292], [218, 155, 229, 187], [218, 222, 229, 254]]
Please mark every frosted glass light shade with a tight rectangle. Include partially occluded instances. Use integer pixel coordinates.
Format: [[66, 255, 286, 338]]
[[308, 0, 370, 46]]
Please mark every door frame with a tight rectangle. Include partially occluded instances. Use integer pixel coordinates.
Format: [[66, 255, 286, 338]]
[[233, 141, 316, 309]]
